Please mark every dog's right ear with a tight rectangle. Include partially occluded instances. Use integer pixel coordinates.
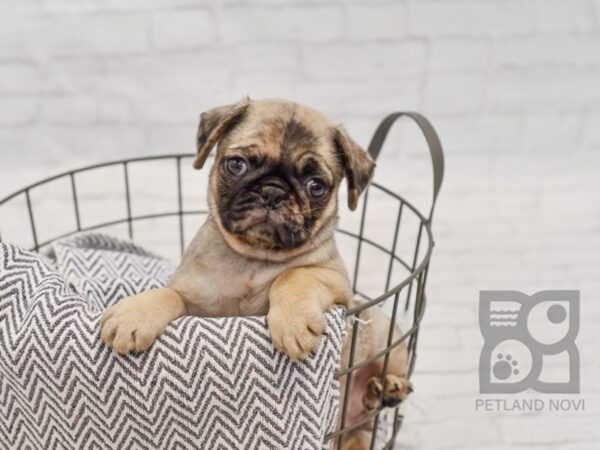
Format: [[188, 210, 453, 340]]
[[193, 99, 250, 170]]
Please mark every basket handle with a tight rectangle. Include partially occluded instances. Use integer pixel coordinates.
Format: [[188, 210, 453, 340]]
[[367, 112, 445, 222]]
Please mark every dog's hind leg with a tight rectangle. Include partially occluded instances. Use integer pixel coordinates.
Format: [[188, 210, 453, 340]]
[[339, 430, 371, 450], [336, 304, 413, 450], [361, 309, 413, 412]]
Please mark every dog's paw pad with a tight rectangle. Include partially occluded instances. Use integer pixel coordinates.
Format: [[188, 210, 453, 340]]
[[363, 378, 383, 411], [363, 375, 412, 411]]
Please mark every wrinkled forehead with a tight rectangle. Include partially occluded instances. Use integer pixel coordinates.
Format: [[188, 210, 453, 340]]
[[220, 101, 340, 175]]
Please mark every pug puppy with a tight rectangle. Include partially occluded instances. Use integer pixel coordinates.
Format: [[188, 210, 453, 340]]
[[100, 98, 412, 449]]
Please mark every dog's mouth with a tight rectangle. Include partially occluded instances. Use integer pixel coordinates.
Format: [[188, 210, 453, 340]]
[[222, 208, 309, 250]]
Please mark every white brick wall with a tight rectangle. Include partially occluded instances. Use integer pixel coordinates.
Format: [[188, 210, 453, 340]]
[[152, 9, 217, 50], [0, 1, 599, 449]]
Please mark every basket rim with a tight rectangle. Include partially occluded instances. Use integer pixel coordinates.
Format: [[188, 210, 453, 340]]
[[0, 153, 434, 315]]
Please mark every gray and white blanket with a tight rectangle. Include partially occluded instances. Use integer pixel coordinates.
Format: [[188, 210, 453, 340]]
[[0, 234, 345, 450]]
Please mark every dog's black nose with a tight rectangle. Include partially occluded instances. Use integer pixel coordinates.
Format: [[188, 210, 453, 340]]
[[259, 178, 287, 209], [260, 186, 286, 209]]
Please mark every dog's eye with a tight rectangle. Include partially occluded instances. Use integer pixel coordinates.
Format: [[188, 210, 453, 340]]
[[225, 157, 248, 176], [306, 178, 327, 198]]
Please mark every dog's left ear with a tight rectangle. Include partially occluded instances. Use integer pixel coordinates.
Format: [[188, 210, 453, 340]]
[[334, 126, 375, 210], [193, 99, 250, 170]]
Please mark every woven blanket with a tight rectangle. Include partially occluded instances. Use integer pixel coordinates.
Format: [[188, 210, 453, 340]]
[[0, 234, 345, 450]]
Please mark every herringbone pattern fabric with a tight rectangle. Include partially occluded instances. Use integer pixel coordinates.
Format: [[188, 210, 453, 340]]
[[0, 234, 345, 450]]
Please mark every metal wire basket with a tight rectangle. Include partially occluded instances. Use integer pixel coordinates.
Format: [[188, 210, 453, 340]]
[[0, 112, 443, 450]]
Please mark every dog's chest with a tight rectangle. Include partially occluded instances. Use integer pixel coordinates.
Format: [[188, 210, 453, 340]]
[[220, 262, 284, 315], [181, 258, 286, 317]]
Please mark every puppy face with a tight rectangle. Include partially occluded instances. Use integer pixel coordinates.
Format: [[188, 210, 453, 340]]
[[194, 99, 374, 259]]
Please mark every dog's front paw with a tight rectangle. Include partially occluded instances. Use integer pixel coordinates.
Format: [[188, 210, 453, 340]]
[[100, 288, 185, 355], [363, 375, 413, 411], [101, 297, 164, 354], [267, 305, 326, 361]]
